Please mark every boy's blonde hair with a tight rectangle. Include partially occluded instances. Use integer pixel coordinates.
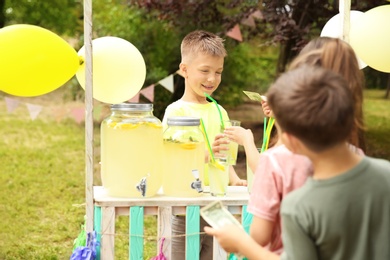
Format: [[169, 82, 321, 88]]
[[181, 30, 227, 63]]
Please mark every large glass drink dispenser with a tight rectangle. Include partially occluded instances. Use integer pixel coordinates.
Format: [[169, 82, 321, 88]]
[[101, 103, 163, 197], [163, 116, 205, 197]]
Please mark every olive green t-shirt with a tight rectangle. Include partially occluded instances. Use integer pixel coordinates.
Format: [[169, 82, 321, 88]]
[[281, 157, 390, 260]]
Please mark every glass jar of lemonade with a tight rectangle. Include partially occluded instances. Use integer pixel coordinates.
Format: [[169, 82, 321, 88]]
[[101, 103, 163, 198], [163, 117, 205, 197]]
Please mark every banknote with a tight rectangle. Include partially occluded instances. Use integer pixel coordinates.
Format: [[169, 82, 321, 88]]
[[201, 201, 245, 260], [200, 200, 242, 229], [243, 90, 267, 102]]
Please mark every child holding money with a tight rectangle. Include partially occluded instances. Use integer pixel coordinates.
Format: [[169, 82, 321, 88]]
[[217, 37, 365, 254], [206, 65, 390, 260]]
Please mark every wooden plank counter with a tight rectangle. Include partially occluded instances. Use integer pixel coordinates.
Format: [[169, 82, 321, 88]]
[[93, 186, 250, 260]]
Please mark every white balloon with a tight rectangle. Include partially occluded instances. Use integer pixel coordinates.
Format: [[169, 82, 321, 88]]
[[76, 36, 146, 104], [321, 10, 367, 69]]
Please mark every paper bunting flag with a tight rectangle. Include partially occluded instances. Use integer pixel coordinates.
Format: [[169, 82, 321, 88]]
[[158, 74, 174, 93], [241, 15, 256, 27], [5, 97, 20, 113], [51, 107, 67, 123], [128, 92, 140, 103], [140, 84, 155, 102], [251, 10, 263, 20], [176, 69, 185, 78], [71, 107, 85, 124], [226, 24, 243, 42], [26, 103, 43, 120]]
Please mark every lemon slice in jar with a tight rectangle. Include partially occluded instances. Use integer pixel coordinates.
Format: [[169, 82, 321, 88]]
[[180, 142, 197, 150]]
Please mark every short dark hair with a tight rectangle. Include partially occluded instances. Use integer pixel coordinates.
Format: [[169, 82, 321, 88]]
[[267, 65, 354, 152]]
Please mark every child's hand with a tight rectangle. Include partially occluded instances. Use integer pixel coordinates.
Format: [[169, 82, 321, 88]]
[[231, 178, 247, 186], [212, 133, 229, 157], [224, 126, 254, 146], [261, 100, 273, 117], [204, 225, 246, 253]]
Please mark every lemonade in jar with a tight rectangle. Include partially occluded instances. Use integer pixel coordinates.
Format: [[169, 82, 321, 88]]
[[163, 117, 205, 197], [101, 103, 163, 198]]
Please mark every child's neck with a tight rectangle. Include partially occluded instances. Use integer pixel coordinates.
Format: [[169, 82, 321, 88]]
[[310, 143, 362, 180], [181, 94, 209, 104]]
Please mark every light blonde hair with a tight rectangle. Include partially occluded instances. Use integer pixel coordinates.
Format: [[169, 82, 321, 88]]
[[181, 30, 227, 63], [288, 37, 366, 151]]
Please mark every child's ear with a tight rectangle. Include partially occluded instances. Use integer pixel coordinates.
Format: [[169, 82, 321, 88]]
[[179, 63, 188, 77]]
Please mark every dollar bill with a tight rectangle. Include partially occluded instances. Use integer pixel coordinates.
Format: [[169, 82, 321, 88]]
[[200, 201, 242, 229], [243, 90, 267, 102], [201, 201, 245, 260]]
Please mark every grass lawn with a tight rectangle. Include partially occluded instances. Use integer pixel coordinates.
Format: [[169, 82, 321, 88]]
[[0, 89, 389, 259]]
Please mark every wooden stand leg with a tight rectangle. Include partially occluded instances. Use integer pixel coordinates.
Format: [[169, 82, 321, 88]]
[[101, 206, 115, 260], [158, 206, 172, 259]]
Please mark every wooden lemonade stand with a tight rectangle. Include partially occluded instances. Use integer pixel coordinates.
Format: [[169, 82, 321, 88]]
[[82, 1, 250, 258], [82, 0, 352, 259]]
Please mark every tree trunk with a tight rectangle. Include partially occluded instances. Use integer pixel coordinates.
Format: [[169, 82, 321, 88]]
[[385, 74, 390, 99], [0, 0, 5, 28]]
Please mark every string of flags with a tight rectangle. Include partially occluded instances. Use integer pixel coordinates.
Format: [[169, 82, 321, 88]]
[[225, 10, 263, 42], [129, 72, 176, 103], [1, 71, 178, 123], [2, 9, 262, 122]]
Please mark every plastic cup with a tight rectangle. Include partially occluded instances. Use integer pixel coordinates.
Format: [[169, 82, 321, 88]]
[[223, 120, 241, 165], [208, 157, 229, 197]]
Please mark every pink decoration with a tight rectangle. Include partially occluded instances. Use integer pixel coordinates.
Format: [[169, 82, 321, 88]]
[[4, 97, 20, 113], [71, 107, 85, 124], [241, 15, 256, 27], [226, 24, 243, 42], [128, 92, 140, 103], [140, 84, 155, 102], [251, 10, 263, 19]]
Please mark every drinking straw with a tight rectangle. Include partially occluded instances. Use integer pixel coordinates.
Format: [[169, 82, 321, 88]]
[[199, 118, 225, 171], [264, 117, 275, 151], [261, 117, 275, 152], [204, 93, 225, 130], [261, 117, 268, 152]]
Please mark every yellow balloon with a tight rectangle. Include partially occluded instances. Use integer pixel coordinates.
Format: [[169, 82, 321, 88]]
[[0, 24, 80, 96], [76, 36, 146, 104], [350, 5, 390, 73]]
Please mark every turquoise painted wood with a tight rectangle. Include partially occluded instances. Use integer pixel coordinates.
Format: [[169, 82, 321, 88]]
[[186, 206, 200, 260], [94, 206, 102, 260], [130, 206, 144, 260]]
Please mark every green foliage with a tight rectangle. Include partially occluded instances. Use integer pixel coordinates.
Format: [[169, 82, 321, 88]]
[[4, 0, 83, 35], [217, 40, 277, 107], [93, 1, 181, 85]]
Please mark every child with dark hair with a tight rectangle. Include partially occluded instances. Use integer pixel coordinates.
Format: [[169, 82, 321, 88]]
[[205, 65, 390, 260]]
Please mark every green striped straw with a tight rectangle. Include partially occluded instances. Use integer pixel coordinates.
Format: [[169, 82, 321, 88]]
[[261, 117, 275, 153], [199, 118, 225, 172], [204, 92, 225, 130]]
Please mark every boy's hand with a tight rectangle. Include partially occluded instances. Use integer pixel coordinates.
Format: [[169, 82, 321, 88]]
[[204, 225, 246, 253], [261, 100, 273, 117], [230, 178, 247, 186], [224, 126, 254, 146], [212, 133, 230, 157]]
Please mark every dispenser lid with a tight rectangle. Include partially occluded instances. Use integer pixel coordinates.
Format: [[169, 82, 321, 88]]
[[167, 116, 200, 126], [111, 103, 152, 111]]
